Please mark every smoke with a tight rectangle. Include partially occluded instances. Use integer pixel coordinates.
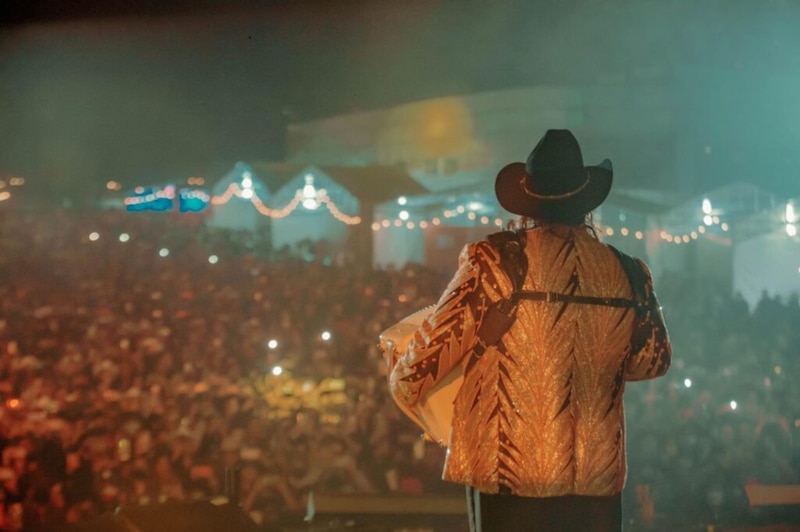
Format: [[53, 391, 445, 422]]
[[2, 0, 800, 197]]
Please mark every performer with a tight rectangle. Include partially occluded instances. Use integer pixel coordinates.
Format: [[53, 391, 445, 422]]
[[387, 130, 671, 531]]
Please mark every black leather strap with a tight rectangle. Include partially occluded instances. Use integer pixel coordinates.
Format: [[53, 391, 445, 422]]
[[473, 231, 527, 359], [608, 245, 648, 314], [487, 231, 527, 292], [513, 290, 645, 309], [608, 245, 653, 354], [472, 236, 649, 361]]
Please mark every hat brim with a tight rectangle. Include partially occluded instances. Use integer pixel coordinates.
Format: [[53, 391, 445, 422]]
[[495, 159, 613, 219]]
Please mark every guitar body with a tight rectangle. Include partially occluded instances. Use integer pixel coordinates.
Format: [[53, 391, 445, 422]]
[[380, 307, 463, 446]]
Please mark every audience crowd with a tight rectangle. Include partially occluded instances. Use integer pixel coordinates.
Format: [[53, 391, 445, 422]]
[[0, 207, 797, 530]]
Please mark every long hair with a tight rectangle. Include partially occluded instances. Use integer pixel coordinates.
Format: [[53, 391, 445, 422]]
[[507, 210, 600, 239]]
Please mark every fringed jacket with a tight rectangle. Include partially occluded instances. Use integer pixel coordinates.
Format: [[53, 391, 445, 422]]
[[389, 225, 671, 497]]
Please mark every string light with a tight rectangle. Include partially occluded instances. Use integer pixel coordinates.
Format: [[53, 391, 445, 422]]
[[250, 192, 301, 218], [645, 216, 733, 245], [209, 183, 360, 224], [374, 203, 506, 232], [181, 190, 210, 201], [112, 178, 790, 242], [124, 187, 175, 207], [372, 202, 738, 239], [320, 194, 361, 224]]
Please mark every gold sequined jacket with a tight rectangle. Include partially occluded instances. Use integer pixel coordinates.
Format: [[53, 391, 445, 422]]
[[389, 225, 671, 497]]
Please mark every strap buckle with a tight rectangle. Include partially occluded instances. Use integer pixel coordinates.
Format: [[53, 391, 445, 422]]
[[473, 337, 489, 359]]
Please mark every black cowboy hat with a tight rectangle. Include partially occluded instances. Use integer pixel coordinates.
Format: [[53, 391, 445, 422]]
[[495, 129, 613, 219]]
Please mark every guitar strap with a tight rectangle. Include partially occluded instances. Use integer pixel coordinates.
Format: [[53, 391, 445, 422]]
[[471, 230, 527, 360], [471, 231, 649, 361]]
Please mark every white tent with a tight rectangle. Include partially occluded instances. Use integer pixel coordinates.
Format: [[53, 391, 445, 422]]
[[733, 197, 800, 309], [208, 162, 271, 233], [269, 165, 360, 251]]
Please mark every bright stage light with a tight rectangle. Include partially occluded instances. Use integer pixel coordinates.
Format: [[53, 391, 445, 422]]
[[397, 196, 407, 206], [702, 198, 712, 215], [267, 339, 278, 349], [321, 331, 331, 341], [703, 215, 713, 226], [729, 400, 738, 411], [787, 224, 797, 237], [684, 378, 692, 388], [208, 255, 219, 264], [89, 232, 100, 241], [271, 366, 283, 376], [399, 210, 409, 220], [159, 248, 169, 258], [119, 233, 130, 242]]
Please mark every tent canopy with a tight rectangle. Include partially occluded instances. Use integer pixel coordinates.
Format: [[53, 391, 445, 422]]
[[246, 163, 427, 204]]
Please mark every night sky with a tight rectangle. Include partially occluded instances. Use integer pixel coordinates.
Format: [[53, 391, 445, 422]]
[[3, 0, 800, 202]]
